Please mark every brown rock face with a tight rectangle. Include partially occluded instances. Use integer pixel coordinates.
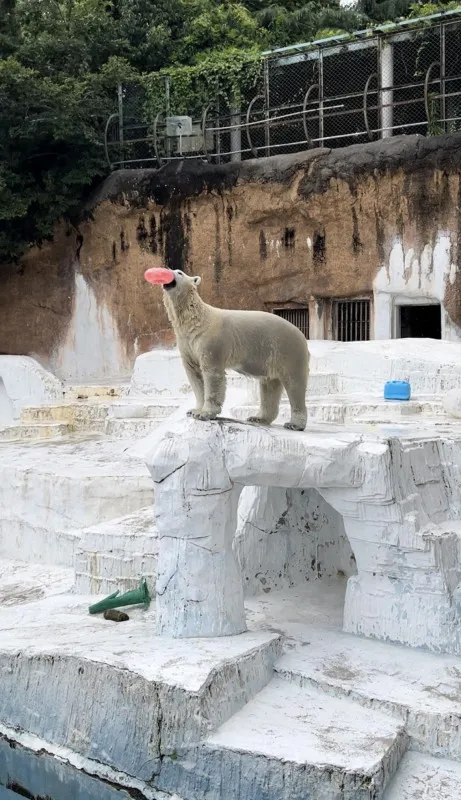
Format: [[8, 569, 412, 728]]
[[1, 134, 461, 378]]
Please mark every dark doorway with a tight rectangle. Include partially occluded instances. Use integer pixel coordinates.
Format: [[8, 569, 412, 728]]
[[398, 304, 441, 339]]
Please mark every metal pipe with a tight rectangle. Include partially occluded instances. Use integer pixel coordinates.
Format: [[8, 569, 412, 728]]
[[117, 84, 124, 167], [261, 7, 461, 57], [363, 72, 377, 140], [302, 84, 319, 145]]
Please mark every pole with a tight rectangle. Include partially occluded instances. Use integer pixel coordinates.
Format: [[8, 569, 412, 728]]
[[380, 38, 394, 138], [117, 83, 124, 167]]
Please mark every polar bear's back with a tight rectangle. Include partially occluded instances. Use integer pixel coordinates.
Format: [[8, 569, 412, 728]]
[[219, 307, 309, 380]]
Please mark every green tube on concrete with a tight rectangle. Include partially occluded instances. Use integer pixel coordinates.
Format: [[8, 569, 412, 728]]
[[88, 579, 151, 615]]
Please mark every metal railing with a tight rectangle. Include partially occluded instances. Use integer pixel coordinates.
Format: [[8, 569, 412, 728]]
[[105, 13, 461, 170]]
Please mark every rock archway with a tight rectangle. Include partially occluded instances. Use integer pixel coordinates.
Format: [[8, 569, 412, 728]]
[[149, 419, 461, 654]]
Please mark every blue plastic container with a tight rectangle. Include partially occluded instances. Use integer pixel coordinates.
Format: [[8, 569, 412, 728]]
[[384, 380, 411, 401]]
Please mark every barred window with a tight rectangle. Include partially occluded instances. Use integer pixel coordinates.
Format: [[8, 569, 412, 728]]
[[273, 307, 309, 339], [332, 299, 370, 342]]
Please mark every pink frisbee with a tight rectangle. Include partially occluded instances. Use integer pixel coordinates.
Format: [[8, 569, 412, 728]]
[[144, 267, 175, 286]]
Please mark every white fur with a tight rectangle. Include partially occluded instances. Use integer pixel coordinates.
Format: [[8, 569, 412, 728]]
[[160, 270, 309, 430]]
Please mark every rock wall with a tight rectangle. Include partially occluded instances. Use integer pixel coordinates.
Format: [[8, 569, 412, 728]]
[[1, 133, 461, 380]]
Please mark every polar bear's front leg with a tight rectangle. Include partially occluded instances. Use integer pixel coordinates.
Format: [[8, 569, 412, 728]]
[[197, 369, 226, 420], [184, 362, 205, 418]]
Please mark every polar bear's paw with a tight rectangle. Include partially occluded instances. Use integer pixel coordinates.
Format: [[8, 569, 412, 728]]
[[247, 415, 271, 426], [284, 421, 306, 432], [189, 410, 219, 421], [187, 408, 202, 418]]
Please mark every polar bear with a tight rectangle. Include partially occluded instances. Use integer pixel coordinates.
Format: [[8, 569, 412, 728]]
[[145, 267, 309, 430]]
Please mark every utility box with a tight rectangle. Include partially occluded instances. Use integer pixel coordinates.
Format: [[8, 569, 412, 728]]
[[166, 116, 193, 137]]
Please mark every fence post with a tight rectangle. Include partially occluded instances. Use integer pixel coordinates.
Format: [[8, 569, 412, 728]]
[[263, 58, 270, 157], [440, 22, 446, 133], [215, 87, 221, 164], [165, 74, 171, 158], [318, 48, 324, 147], [117, 84, 125, 167], [379, 37, 394, 138], [230, 94, 241, 162]]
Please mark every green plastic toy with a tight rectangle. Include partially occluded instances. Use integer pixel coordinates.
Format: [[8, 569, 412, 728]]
[[88, 578, 151, 615]]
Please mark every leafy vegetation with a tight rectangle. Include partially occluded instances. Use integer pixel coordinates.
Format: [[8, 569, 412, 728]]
[[0, 0, 458, 262]]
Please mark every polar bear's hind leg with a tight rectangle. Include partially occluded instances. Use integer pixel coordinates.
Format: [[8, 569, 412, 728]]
[[283, 374, 307, 431], [248, 377, 283, 425]]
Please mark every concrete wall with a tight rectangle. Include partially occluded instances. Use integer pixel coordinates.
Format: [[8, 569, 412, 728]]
[[1, 134, 461, 381]]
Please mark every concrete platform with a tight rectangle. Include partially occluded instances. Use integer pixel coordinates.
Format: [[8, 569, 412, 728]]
[[0, 437, 153, 565], [0, 592, 281, 780], [3, 577, 461, 796], [384, 751, 461, 799], [0, 559, 73, 606]]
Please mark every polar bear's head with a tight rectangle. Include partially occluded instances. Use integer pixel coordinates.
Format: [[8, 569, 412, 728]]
[[144, 266, 202, 300], [162, 269, 202, 296]]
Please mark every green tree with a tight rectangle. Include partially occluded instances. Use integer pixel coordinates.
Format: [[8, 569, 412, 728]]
[[0, 0, 459, 264]]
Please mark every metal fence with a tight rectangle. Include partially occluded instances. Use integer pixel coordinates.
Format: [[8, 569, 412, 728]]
[[105, 12, 461, 169]]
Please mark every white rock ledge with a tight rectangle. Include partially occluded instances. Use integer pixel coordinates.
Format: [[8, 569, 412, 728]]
[[148, 418, 461, 652], [0, 594, 280, 780]]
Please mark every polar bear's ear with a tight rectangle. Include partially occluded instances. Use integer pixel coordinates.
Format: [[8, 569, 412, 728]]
[[192, 276, 202, 287]]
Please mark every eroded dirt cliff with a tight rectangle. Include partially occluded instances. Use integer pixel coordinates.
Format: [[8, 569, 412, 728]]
[[1, 133, 461, 377]]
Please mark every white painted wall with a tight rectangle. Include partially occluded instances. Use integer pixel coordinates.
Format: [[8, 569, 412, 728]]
[[373, 234, 461, 341], [47, 271, 132, 383]]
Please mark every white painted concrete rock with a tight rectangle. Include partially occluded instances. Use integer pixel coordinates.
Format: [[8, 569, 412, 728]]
[[443, 387, 461, 418], [132, 339, 461, 408], [129, 349, 191, 397], [0, 439, 153, 566], [0, 355, 63, 420], [147, 417, 461, 653]]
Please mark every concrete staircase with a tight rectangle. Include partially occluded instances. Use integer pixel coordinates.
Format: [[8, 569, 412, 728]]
[[74, 507, 157, 595], [0, 438, 153, 566], [1, 385, 182, 443], [157, 675, 406, 800], [155, 616, 461, 800]]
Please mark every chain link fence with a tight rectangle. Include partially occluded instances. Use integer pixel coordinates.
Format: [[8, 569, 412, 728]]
[[105, 13, 461, 169]]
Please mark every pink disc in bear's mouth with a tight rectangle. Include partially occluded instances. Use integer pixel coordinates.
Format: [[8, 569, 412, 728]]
[[144, 267, 175, 286]]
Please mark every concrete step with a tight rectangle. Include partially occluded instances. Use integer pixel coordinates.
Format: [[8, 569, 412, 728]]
[[230, 398, 444, 426], [0, 439, 153, 566], [107, 400, 180, 420], [63, 383, 127, 402], [157, 677, 406, 800], [104, 417, 164, 438], [0, 422, 72, 442], [226, 371, 340, 399], [74, 507, 157, 595], [21, 403, 109, 431], [275, 626, 461, 760], [384, 751, 461, 799]]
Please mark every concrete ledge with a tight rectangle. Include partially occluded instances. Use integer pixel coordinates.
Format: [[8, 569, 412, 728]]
[[0, 595, 281, 780], [0, 439, 153, 566], [0, 356, 63, 421]]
